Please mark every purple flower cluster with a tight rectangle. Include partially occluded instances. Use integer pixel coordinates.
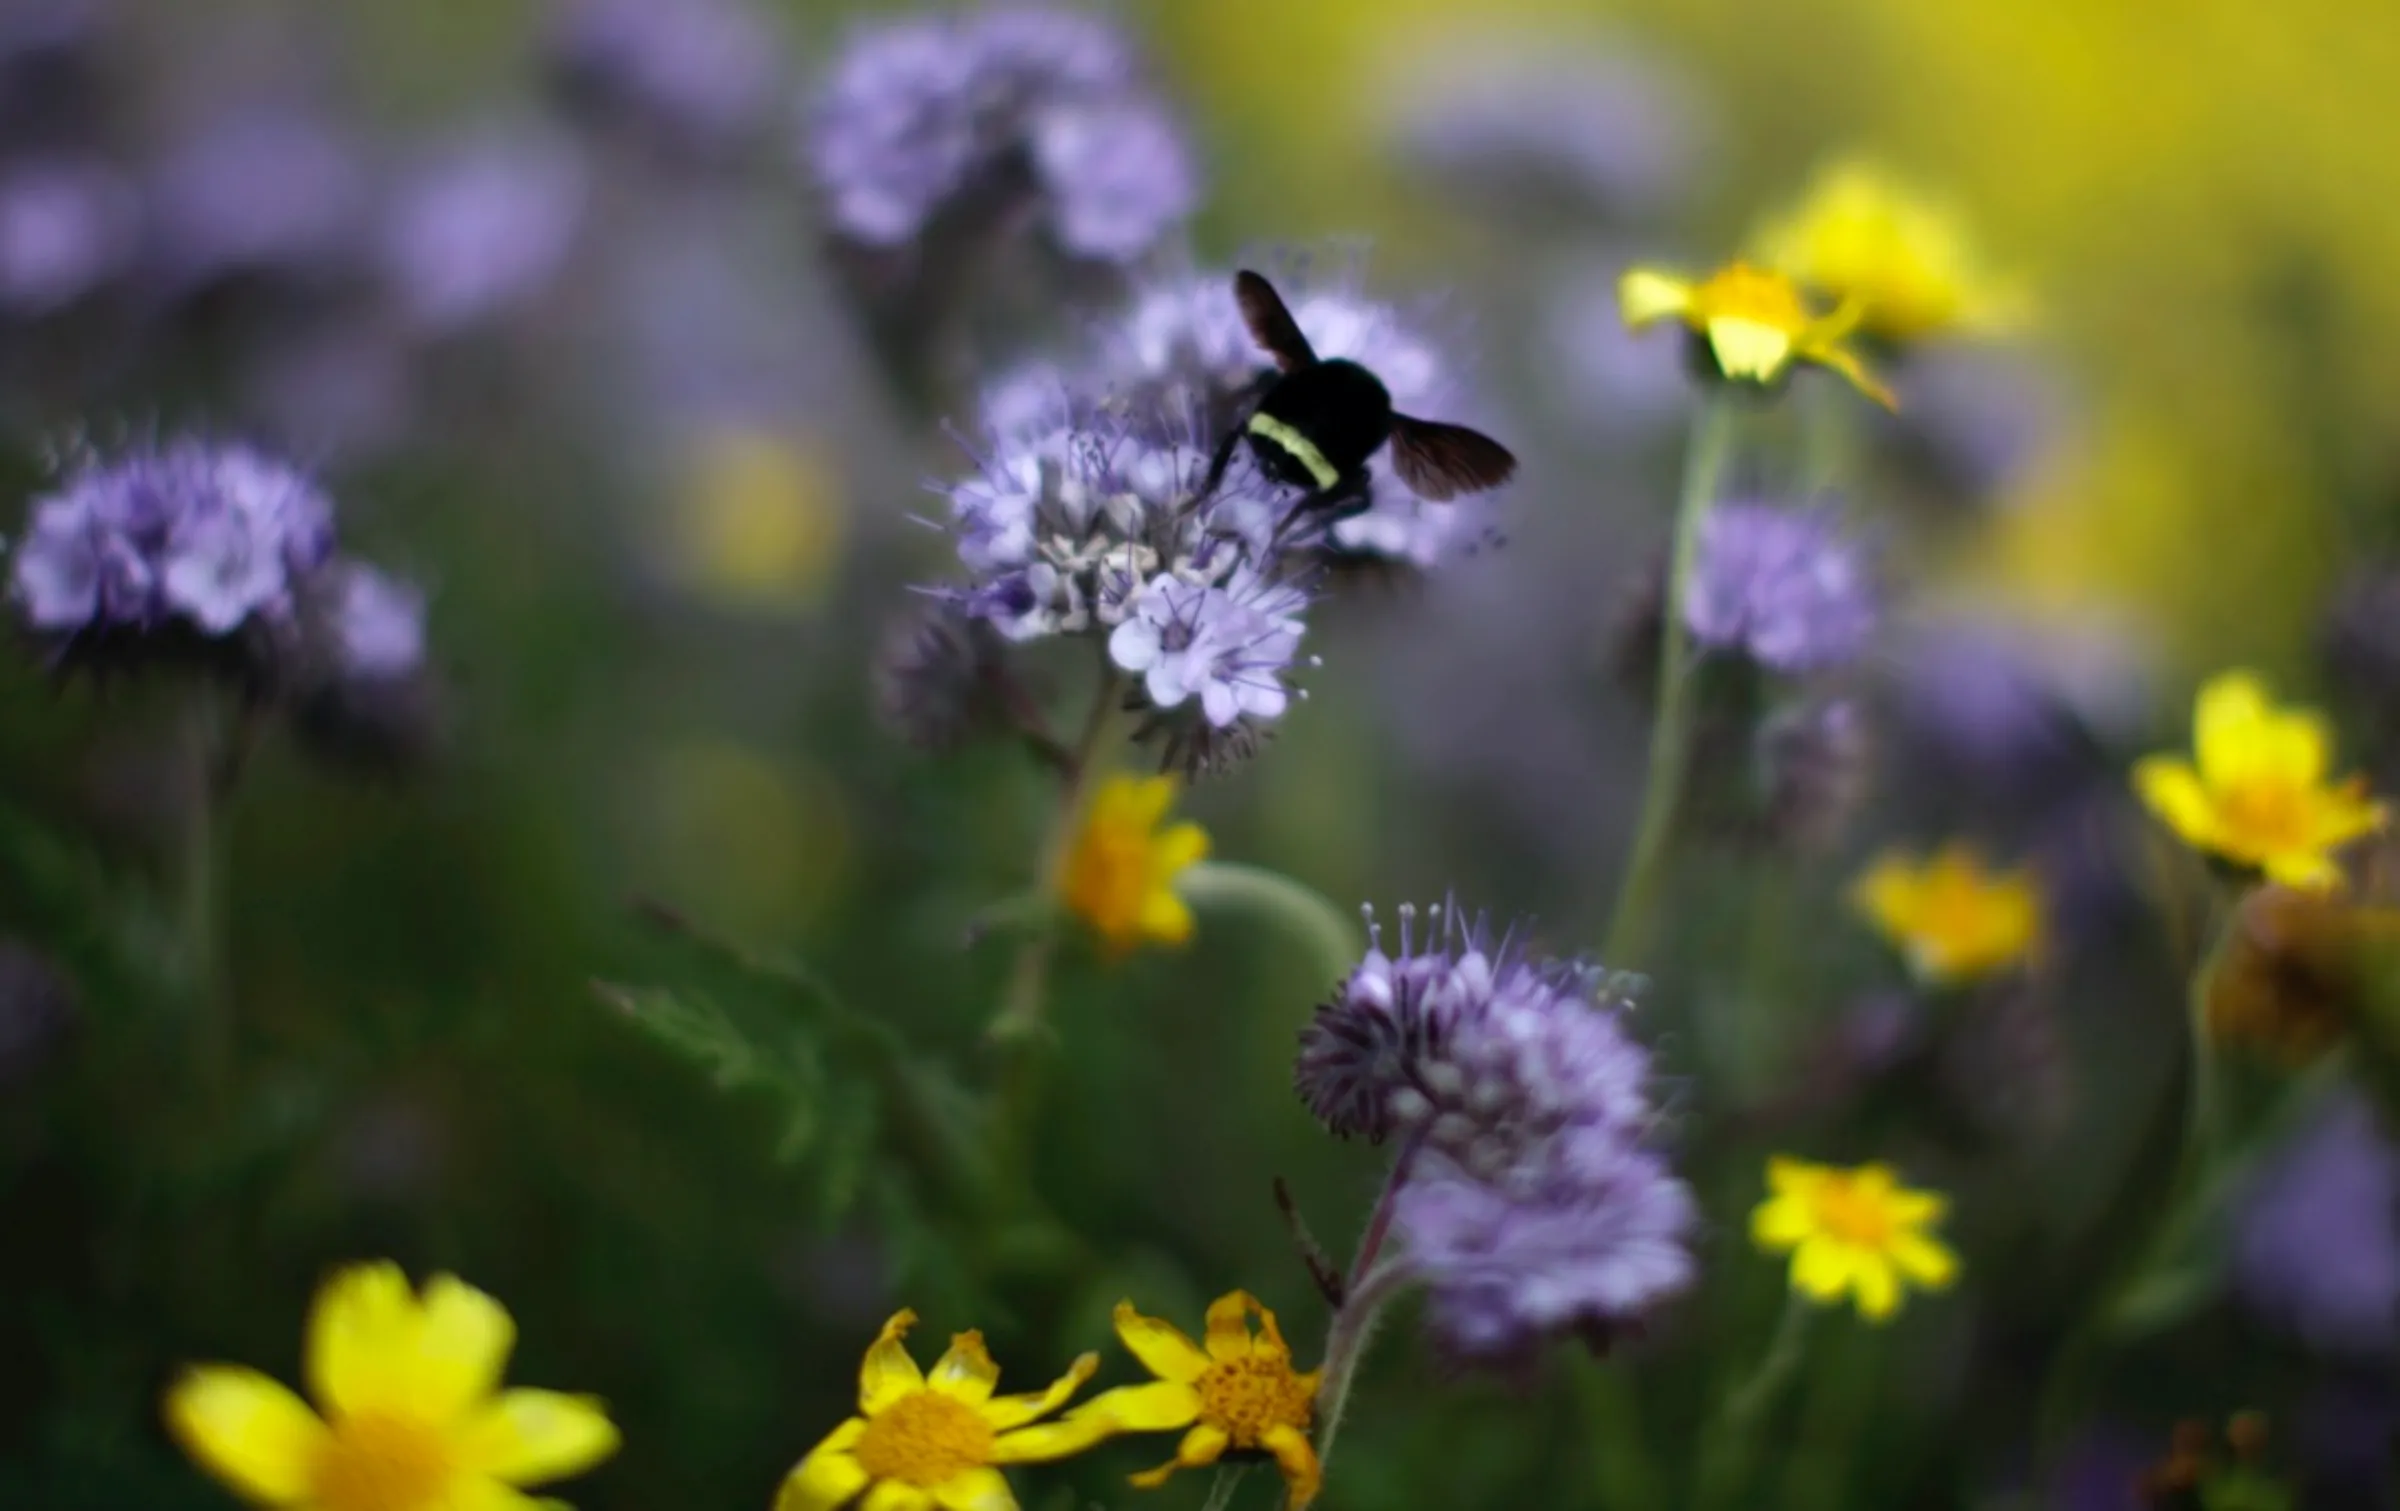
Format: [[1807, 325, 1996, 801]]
[[1683, 502, 1876, 673], [546, 0, 786, 157], [1295, 903, 1696, 1362], [936, 390, 1318, 773], [806, 7, 1196, 264], [8, 439, 427, 698]]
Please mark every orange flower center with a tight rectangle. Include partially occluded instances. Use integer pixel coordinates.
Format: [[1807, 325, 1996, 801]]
[[1810, 1177, 1896, 1249], [853, 1390, 996, 1487], [309, 1413, 452, 1511], [1690, 262, 1814, 333], [1195, 1354, 1314, 1449], [2215, 775, 2318, 855]]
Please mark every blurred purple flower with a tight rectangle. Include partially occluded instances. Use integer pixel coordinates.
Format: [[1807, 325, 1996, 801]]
[[145, 105, 367, 291], [547, 0, 784, 156], [0, 0, 108, 141], [1882, 345, 2065, 503], [380, 125, 588, 334], [322, 560, 426, 681], [1542, 258, 1690, 438], [2236, 1095, 2400, 1357], [806, 6, 1195, 263], [1684, 502, 1876, 673], [9, 439, 335, 643], [1296, 902, 1692, 1363], [1377, 32, 1709, 220], [0, 155, 137, 315]]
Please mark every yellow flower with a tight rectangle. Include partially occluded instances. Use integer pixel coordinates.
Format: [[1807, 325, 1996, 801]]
[[1751, 1157, 1959, 1323], [1068, 1292, 1324, 1509], [1618, 260, 1895, 409], [2133, 671, 2388, 890], [164, 1261, 618, 1511], [1753, 158, 2024, 344], [1850, 841, 2043, 985], [1060, 774, 1209, 953], [777, 1310, 1102, 1511], [663, 426, 846, 615]]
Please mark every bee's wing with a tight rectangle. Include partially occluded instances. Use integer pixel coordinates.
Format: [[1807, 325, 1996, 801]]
[[1236, 270, 1319, 371], [1388, 415, 1517, 502]]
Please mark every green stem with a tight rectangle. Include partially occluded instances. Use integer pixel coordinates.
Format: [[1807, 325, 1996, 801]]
[[1693, 1290, 1814, 1511], [1577, 1366, 1663, 1511], [1198, 1465, 1253, 1511], [1603, 395, 1738, 968], [178, 690, 228, 1096], [1177, 861, 1364, 991], [1310, 1141, 1423, 1485], [986, 658, 1121, 1183]]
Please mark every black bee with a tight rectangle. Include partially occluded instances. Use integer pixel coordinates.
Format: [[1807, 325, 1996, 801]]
[[1202, 269, 1517, 543]]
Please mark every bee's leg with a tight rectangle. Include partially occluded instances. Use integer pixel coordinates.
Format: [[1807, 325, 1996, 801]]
[[1198, 421, 1246, 503], [1267, 469, 1372, 553]]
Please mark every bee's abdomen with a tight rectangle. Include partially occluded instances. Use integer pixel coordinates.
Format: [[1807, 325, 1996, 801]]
[[1248, 360, 1394, 489]]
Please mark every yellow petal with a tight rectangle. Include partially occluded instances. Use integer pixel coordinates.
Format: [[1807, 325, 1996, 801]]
[[859, 1311, 925, 1414], [1618, 269, 1695, 330], [2262, 847, 2345, 892], [1706, 317, 1797, 382], [1201, 1292, 1257, 1362], [981, 1351, 1096, 1437], [1850, 856, 1921, 935], [445, 1479, 546, 1511], [1852, 1258, 1903, 1322], [1261, 1422, 1324, 1510], [1750, 1194, 1816, 1251], [1885, 1188, 1948, 1226], [777, 1423, 869, 1511], [1250, 1302, 1294, 1364], [1151, 822, 1210, 874], [1790, 1238, 1855, 1302], [307, 1261, 419, 1419], [863, 1482, 937, 1511], [2193, 672, 2273, 780], [2133, 758, 2221, 849], [1121, 775, 1177, 826], [462, 1389, 620, 1486], [928, 1332, 999, 1404], [931, 1467, 1017, 1511], [1137, 889, 1196, 947], [1111, 1302, 1211, 1384], [1764, 1156, 1823, 1198], [164, 1365, 329, 1505], [1891, 1233, 1960, 1290], [1800, 338, 1897, 409], [1064, 1380, 1201, 1435], [1128, 1422, 1231, 1487], [407, 1274, 517, 1423]]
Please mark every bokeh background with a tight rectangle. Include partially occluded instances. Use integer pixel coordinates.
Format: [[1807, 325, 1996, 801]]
[[7, 0, 2400, 1506]]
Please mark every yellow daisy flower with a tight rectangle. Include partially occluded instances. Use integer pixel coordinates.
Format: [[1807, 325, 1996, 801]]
[[164, 1261, 618, 1511], [1850, 841, 2043, 985], [1069, 1292, 1324, 1509], [1060, 773, 1209, 953], [778, 1311, 1101, 1511], [1618, 260, 1895, 409], [1753, 157, 2023, 344], [1751, 1157, 1959, 1323], [2133, 670, 2388, 890]]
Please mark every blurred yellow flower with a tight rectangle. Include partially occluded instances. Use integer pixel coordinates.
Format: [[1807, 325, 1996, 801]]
[[1619, 260, 1895, 408], [665, 427, 846, 615], [1061, 774, 1210, 953], [164, 1262, 618, 1511], [1068, 1292, 1324, 1509], [1751, 1157, 1958, 1323], [1754, 157, 2023, 343], [778, 1310, 1102, 1511], [2134, 671, 2387, 890], [1851, 841, 2042, 985]]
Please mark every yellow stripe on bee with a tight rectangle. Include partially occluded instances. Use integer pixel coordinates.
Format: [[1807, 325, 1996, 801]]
[[1246, 412, 1341, 490]]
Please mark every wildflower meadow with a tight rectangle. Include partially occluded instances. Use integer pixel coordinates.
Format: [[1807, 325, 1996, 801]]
[[8, 2, 2400, 1509]]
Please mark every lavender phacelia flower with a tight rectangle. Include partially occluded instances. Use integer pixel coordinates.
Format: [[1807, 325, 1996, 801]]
[[932, 382, 1317, 774], [1683, 502, 1876, 674], [1098, 264, 1494, 568], [1295, 902, 1695, 1362], [380, 125, 589, 334], [0, 155, 137, 316], [8, 439, 339, 680], [874, 600, 1009, 753], [2236, 1095, 2400, 1357], [290, 560, 441, 773], [806, 6, 1196, 263], [546, 0, 785, 157]]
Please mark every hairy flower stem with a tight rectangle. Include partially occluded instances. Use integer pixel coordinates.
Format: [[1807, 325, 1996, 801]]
[[1603, 395, 1737, 968], [1309, 1140, 1422, 1483], [1692, 1290, 1813, 1511], [987, 656, 1121, 1179]]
